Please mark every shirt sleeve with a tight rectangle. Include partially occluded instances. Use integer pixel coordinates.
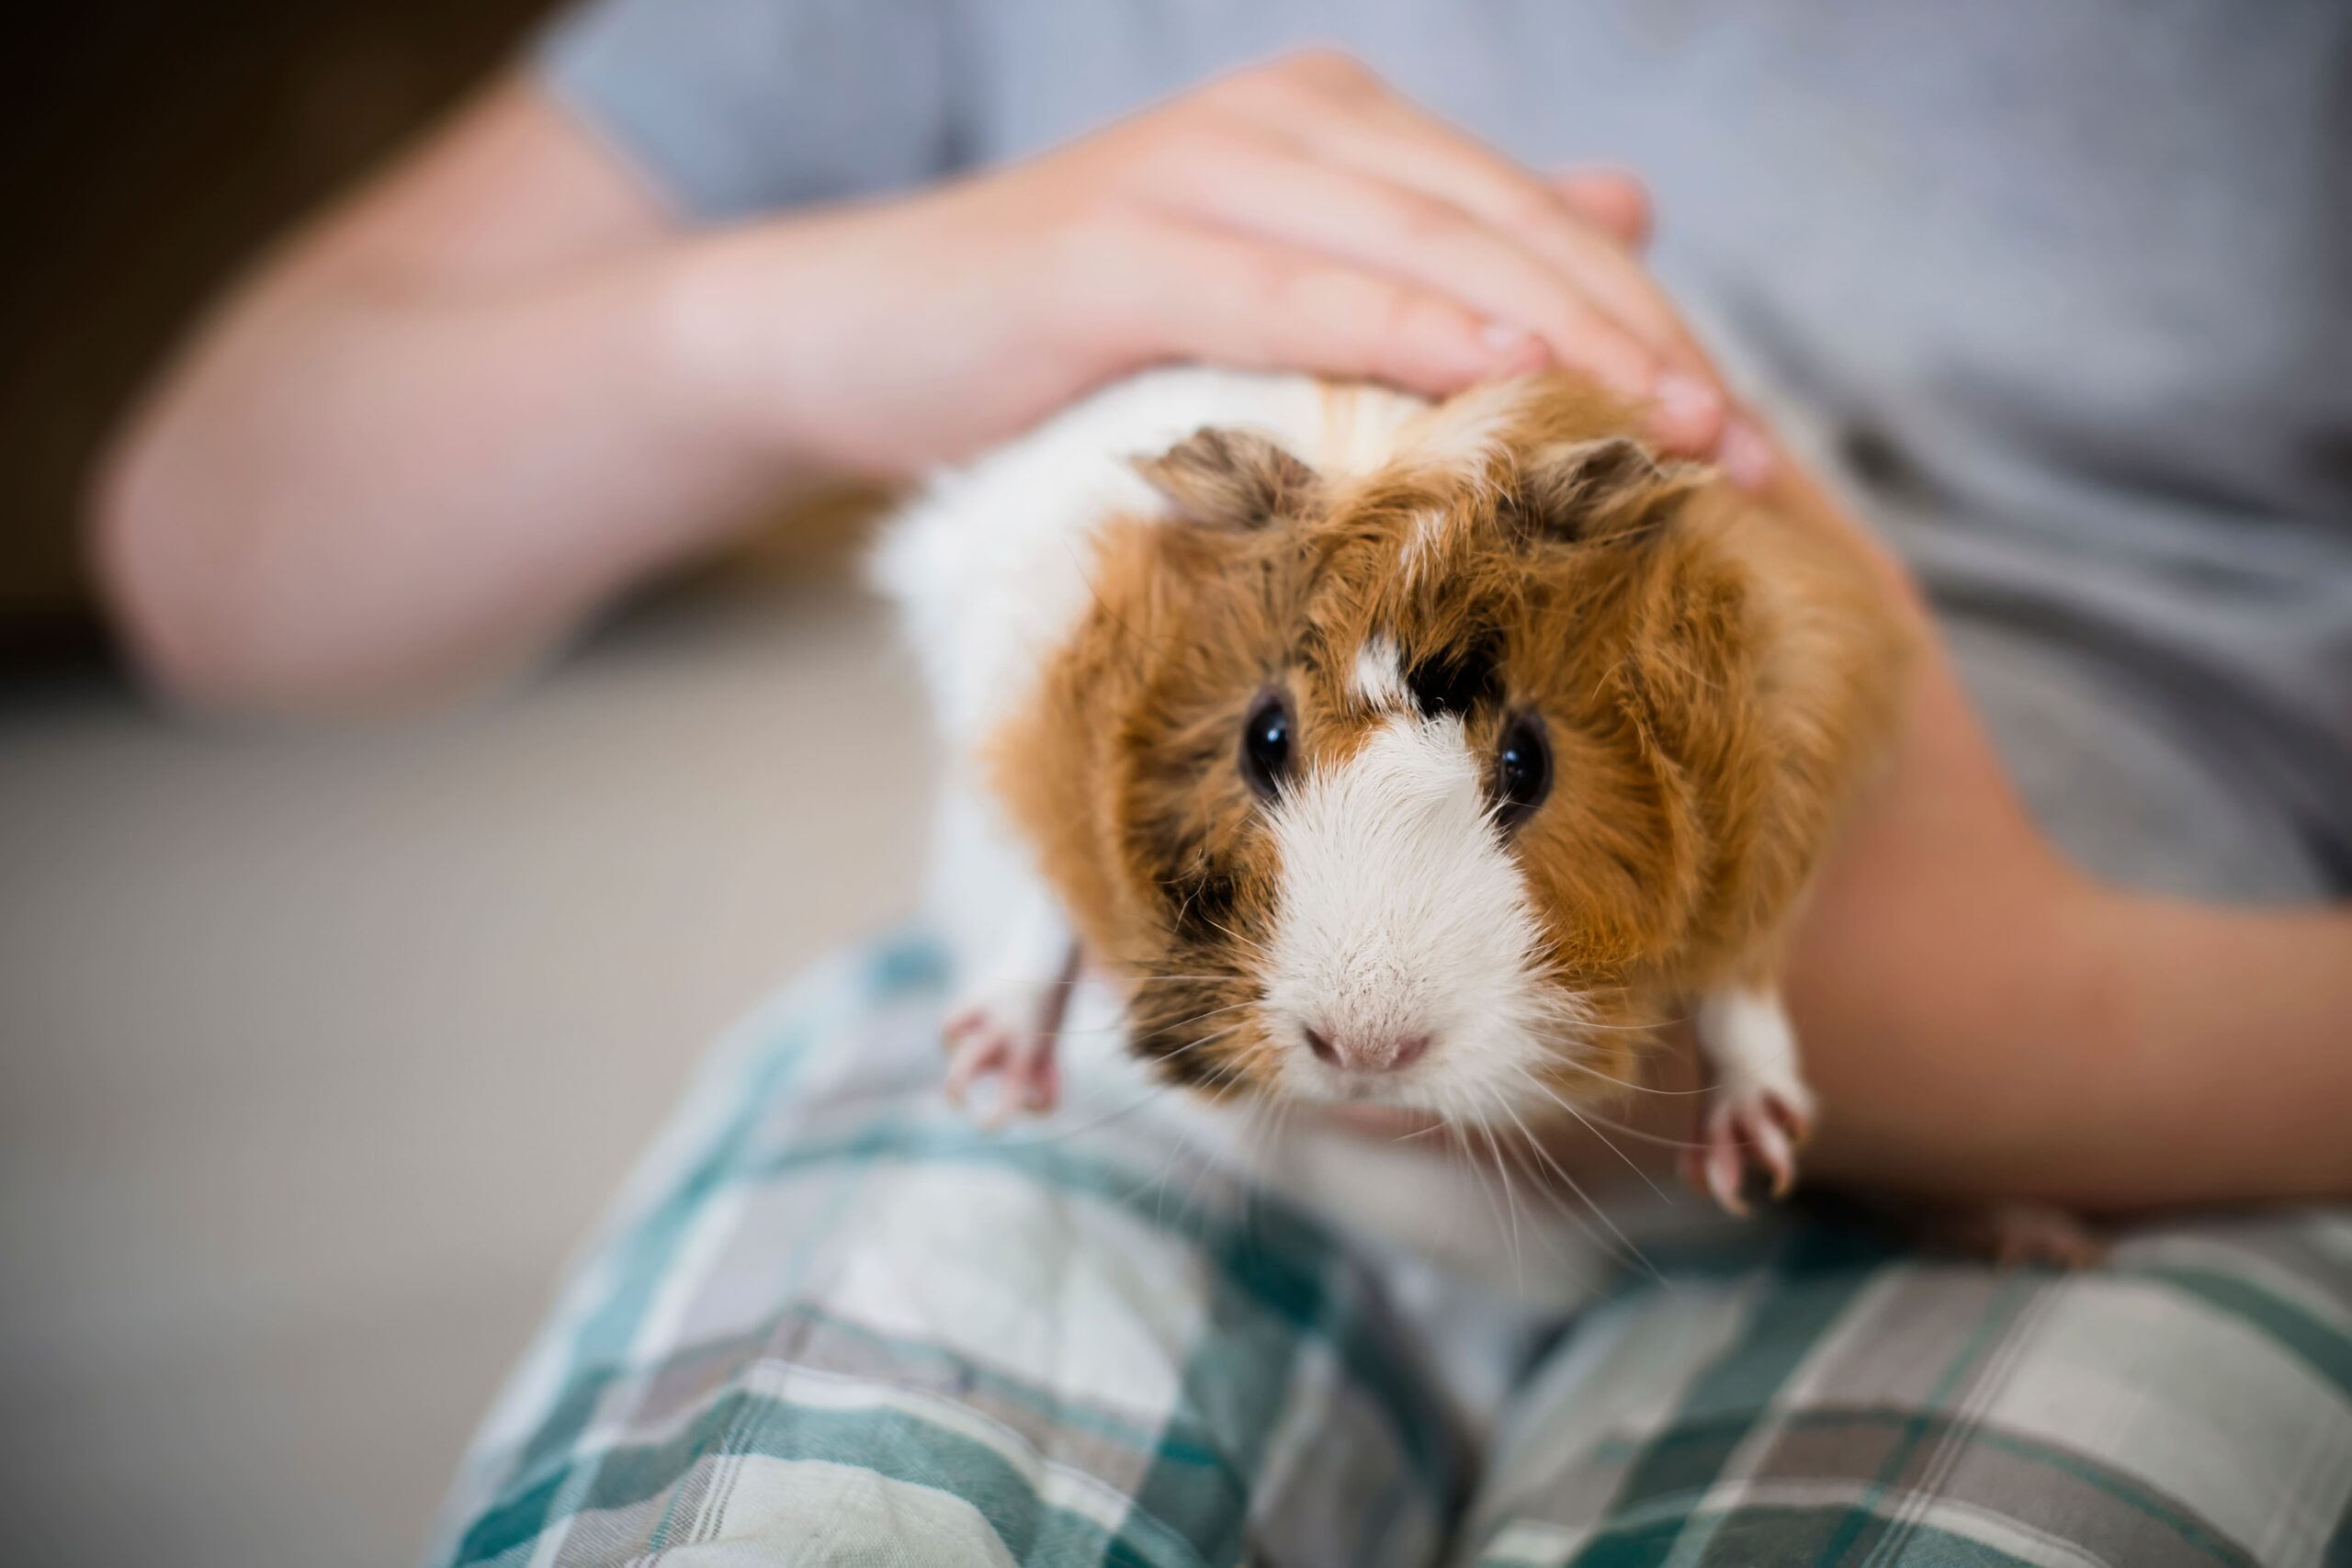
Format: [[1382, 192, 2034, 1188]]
[[531, 0, 970, 221]]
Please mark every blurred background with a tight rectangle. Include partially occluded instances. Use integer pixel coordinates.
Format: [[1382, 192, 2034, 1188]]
[[0, 5, 927, 1564]]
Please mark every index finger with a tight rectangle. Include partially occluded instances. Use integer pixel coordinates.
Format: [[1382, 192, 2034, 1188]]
[[1240, 78, 1730, 449]]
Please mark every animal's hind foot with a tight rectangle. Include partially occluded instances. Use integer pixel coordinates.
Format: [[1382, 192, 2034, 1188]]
[[942, 981, 1067, 1125]]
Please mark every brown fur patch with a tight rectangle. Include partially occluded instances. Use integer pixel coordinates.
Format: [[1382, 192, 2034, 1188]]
[[984, 373, 1915, 1113]]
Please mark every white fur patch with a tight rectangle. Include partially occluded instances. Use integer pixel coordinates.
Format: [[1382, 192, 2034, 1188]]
[[1350, 637, 1408, 713], [1407, 378, 1519, 477], [1693, 987, 1814, 1121], [1261, 715, 1568, 1113], [1395, 510, 1451, 589]]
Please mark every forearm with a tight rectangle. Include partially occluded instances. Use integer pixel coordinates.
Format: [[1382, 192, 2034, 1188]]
[[96, 242, 796, 709], [1724, 577, 2352, 1213], [1800, 843, 2352, 1213], [2029, 891, 2349, 1208]]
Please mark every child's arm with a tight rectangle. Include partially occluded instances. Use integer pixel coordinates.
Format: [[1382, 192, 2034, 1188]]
[[1787, 598, 2352, 1210], [95, 55, 1745, 711]]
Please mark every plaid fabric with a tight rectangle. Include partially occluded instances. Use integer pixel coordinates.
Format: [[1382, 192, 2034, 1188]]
[[426, 933, 2352, 1567]]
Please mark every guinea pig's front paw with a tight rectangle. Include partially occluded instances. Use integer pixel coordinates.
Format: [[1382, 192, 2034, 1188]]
[[942, 992, 1064, 1126], [1689, 987, 1815, 1216], [1682, 1079, 1814, 1218]]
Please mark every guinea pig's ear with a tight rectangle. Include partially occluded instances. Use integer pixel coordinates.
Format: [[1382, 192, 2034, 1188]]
[[1517, 435, 1704, 546], [1134, 426, 1319, 530]]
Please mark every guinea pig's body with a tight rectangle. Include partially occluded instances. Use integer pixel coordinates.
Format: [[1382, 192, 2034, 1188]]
[[875, 368, 1913, 1212]]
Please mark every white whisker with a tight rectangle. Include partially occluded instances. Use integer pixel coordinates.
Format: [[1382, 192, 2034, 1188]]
[[1504, 1059, 1670, 1201], [1490, 1091, 1669, 1290]]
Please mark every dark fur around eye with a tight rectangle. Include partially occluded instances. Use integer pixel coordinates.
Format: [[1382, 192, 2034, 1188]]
[[1494, 711, 1552, 830], [1406, 637, 1501, 718], [1239, 690, 1292, 799]]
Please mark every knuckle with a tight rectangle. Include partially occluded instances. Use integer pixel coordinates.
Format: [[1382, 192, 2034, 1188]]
[[1329, 275, 1430, 360], [1586, 333, 1661, 391], [1586, 257, 1690, 345], [1374, 283, 1442, 349], [1052, 198, 1139, 265], [1604, 291, 1697, 367], [1205, 62, 1293, 113], [1386, 188, 1474, 245], [1258, 263, 1361, 350], [1163, 81, 1244, 132], [1127, 122, 1246, 189], [1244, 250, 1315, 316], [1613, 182, 1656, 238], [1502, 185, 1574, 238], [1376, 293, 1479, 386], [1277, 47, 1376, 94]]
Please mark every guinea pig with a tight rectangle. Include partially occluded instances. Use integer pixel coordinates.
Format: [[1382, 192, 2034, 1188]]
[[873, 367, 1915, 1213]]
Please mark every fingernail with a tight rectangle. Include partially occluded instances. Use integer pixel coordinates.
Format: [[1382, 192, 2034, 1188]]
[[1653, 371, 1724, 433], [1719, 418, 1778, 490]]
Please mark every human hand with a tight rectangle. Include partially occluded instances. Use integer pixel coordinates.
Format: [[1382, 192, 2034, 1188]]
[[676, 50, 1761, 479]]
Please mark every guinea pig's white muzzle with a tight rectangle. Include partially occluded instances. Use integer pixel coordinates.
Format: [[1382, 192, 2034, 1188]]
[[1261, 714, 1555, 1106]]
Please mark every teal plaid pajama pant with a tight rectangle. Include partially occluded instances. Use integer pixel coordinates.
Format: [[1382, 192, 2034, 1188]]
[[425, 933, 2352, 1567]]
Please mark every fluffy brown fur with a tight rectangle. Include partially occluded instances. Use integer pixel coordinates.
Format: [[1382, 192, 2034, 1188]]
[[985, 372, 1915, 1114]]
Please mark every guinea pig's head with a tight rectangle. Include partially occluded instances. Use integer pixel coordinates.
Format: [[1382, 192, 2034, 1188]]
[[997, 379, 1778, 1124]]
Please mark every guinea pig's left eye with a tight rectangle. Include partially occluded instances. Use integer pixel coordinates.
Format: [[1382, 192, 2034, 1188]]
[[1240, 691, 1293, 800], [1494, 711, 1552, 829]]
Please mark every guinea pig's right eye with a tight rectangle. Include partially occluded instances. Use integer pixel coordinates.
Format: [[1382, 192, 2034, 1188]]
[[1240, 691, 1293, 800], [1494, 711, 1553, 831]]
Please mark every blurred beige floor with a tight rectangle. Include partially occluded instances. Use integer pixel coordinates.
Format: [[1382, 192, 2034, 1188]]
[[0, 575, 930, 1568]]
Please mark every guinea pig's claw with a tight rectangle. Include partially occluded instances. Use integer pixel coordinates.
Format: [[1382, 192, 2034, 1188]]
[[942, 1006, 1061, 1127], [1685, 1089, 1811, 1217]]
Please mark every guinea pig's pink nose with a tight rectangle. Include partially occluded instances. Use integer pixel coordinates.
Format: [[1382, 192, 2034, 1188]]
[[1304, 1025, 1430, 1073]]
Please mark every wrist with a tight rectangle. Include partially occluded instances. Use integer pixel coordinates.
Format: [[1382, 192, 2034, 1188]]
[[658, 222, 851, 481]]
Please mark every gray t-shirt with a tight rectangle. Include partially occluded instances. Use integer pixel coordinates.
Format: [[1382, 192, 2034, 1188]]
[[537, 0, 2352, 897]]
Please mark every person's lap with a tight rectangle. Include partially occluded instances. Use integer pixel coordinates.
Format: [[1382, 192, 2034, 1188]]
[[1463, 1213, 2352, 1566], [426, 927, 2352, 1567], [426, 936, 1476, 1566]]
